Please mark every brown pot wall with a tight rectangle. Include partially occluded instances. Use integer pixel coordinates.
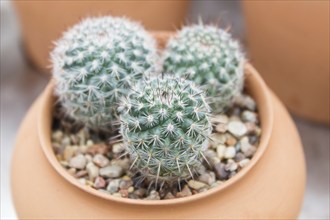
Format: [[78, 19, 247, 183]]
[[243, 1, 330, 124], [11, 62, 306, 218], [13, 0, 189, 72]]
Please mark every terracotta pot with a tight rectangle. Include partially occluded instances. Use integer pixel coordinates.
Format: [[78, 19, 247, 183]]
[[11, 33, 305, 219], [243, 1, 330, 124], [13, 0, 189, 72]]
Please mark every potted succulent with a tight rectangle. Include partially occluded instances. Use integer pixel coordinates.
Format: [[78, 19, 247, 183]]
[[243, 1, 329, 124], [11, 16, 305, 219], [13, 0, 190, 72]]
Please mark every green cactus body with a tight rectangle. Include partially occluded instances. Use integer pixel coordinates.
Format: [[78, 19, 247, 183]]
[[51, 16, 157, 131], [162, 24, 245, 113], [119, 75, 212, 184]]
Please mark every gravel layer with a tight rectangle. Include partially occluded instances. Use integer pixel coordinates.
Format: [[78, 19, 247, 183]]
[[52, 94, 261, 200]]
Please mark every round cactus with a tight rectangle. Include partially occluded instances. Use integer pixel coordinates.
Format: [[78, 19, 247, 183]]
[[119, 75, 212, 184], [51, 16, 157, 131], [162, 24, 245, 113]]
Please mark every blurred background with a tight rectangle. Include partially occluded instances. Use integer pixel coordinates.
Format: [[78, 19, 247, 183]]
[[1, 0, 329, 219]]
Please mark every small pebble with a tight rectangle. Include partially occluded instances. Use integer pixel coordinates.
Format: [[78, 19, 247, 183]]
[[107, 179, 121, 193], [234, 152, 246, 162], [69, 154, 87, 169], [78, 178, 86, 185], [198, 172, 216, 185], [215, 123, 227, 133], [211, 114, 229, 124], [176, 185, 192, 198], [111, 158, 130, 171], [128, 186, 134, 193], [87, 144, 108, 155], [61, 136, 71, 146], [56, 154, 64, 162], [214, 163, 229, 180], [79, 145, 88, 154], [63, 147, 75, 161], [74, 170, 88, 178], [245, 146, 257, 157], [86, 162, 99, 180], [85, 154, 93, 163], [234, 95, 256, 110], [249, 135, 259, 145], [145, 190, 160, 200], [226, 136, 237, 146], [242, 110, 258, 123], [94, 176, 106, 189], [210, 133, 227, 144], [112, 143, 125, 154], [225, 160, 238, 172], [119, 189, 129, 198], [119, 180, 133, 190], [86, 140, 94, 147], [224, 146, 236, 159], [134, 188, 147, 197], [99, 165, 124, 178], [228, 121, 247, 138], [245, 122, 257, 134], [204, 149, 220, 165], [188, 180, 207, 190], [93, 154, 109, 168], [59, 160, 69, 167], [52, 130, 63, 141], [67, 168, 76, 175], [240, 137, 252, 152], [216, 145, 226, 159], [164, 192, 175, 199], [112, 193, 122, 198], [239, 158, 250, 168]]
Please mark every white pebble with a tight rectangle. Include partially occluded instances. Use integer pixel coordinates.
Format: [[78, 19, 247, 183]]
[[86, 140, 94, 147], [69, 154, 87, 169], [107, 179, 121, 193], [242, 110, 257, 123], [112, 143, 125, 154], [216, 145, 226, 159], [240, 137, 252, 153], [228, 121, 247, 138], [86, 162, 99, 180], [100, 165, 124, 178], [239, 159, 250, 168], [93, 154, 109, 168], [224, 146, 236, 159], [188, 180, 207, 190]]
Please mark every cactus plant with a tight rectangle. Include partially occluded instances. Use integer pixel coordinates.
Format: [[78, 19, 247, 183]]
[[162, 24, 245, 113], [51, 16, 157, 131], [119, 75, 212, 184]]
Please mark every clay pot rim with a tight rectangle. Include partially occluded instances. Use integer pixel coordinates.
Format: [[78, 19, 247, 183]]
[[38, 63, 274, 206]]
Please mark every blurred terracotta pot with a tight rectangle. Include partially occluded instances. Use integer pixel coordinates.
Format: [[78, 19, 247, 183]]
[[11, 33, 305, 219], [13, 0, 189, 72], [243, 1, 330, 124]]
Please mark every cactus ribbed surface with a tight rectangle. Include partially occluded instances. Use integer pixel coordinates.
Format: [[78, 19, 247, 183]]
[[51, 16, 157, 131], [119, 75, 212, 183], [163, 24, 245, 113]]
